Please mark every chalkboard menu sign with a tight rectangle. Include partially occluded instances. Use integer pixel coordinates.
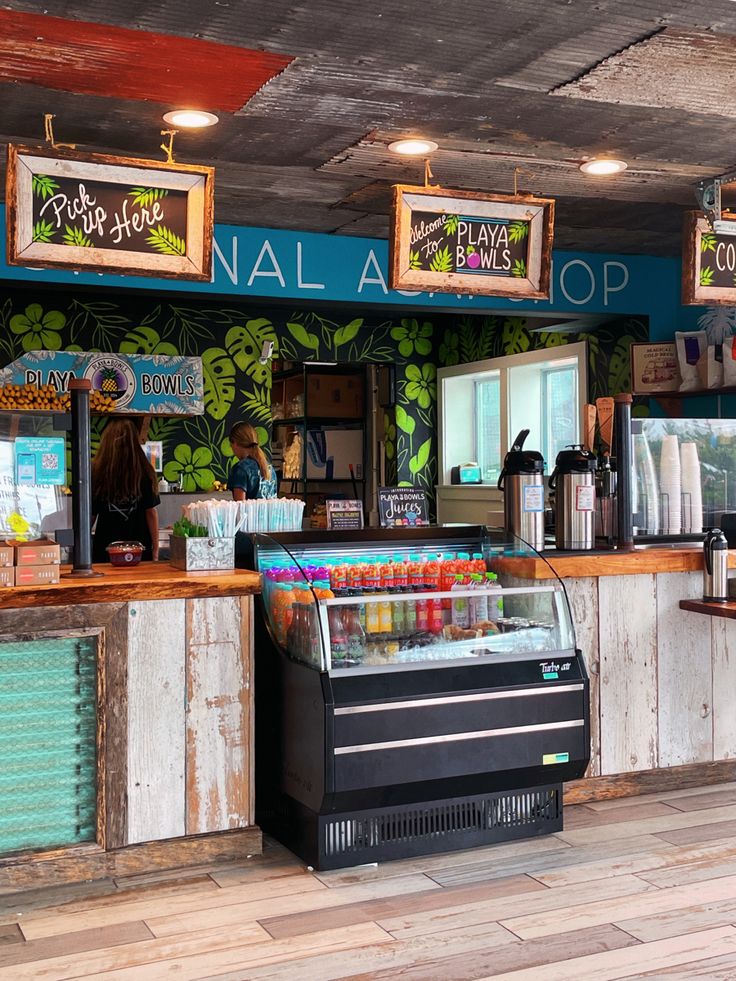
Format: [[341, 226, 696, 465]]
[[683, 212, 736, 305], [378, 487, 430, 528], [390, 184, 554, 299], [326, 499, 364, 530], [6, 144, 214, 281]]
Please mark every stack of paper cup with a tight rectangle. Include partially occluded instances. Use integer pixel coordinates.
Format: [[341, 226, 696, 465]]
[[659, 434, 681, 535], [633, 433, 660, 534], [680, 442, 703, 533]]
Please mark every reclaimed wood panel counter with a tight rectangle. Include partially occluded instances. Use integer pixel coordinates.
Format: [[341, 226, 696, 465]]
[[493, 548, 736, 806], [0, 563, 262, 891]]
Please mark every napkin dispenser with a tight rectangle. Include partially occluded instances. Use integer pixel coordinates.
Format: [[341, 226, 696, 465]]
[[450, 463, 483, 484]]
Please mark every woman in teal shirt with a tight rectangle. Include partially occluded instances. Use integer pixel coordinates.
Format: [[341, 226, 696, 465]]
[[227, 422, 277, 500]]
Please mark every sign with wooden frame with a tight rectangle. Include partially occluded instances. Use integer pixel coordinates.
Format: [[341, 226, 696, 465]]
[[682, 211, 736, 305], [6, 144, 214, 281], [389, 184, 554, 299]]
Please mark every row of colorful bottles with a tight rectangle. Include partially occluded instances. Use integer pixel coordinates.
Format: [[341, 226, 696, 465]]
[[450, 573, 504, 628]]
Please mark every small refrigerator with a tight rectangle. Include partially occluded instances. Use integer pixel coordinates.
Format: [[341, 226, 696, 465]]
[[242, 525, 589, 870]]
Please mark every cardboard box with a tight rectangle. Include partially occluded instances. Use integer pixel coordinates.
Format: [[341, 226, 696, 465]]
[[306, 428, 364, 479], [13, 540, 61, 566], [0, 568, 14, 587], [306, 374, 363, 418], [15, 564, 61, 586], [0, 546, 13, 567]]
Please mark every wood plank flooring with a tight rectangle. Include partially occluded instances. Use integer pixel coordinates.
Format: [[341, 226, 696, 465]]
[[5, 784, 736, 979]]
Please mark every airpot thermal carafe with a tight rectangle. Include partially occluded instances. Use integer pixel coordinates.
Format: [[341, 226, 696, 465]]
[[550, 445, 597, 550], [497, 429, 545, 551], [703, 528, 729, 602]]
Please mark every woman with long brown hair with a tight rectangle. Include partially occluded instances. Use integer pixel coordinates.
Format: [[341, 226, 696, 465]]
[[91, 417, 160, 562], [227, 422, 277, 501]]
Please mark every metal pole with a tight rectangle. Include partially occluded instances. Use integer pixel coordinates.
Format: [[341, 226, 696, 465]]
[[67, 378, 98, 576], [614, 393, 634, 550]]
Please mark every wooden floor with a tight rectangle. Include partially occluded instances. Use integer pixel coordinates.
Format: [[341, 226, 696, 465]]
[[5, 785, 736, 979]]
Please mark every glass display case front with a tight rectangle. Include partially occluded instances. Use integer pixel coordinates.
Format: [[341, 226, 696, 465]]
[[253, 529, 575, 674]]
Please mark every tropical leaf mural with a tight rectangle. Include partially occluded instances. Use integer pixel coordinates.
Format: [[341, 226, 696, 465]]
[[128, 187, 169, 208], [429, 246, 453, 273], [146, 226, 186, 256], [32, 175, 59, 201], [226, 319, 278, 386], [202, 347, 236, 421], [62, 225, 93, 248], [33, 220, 56, 244]]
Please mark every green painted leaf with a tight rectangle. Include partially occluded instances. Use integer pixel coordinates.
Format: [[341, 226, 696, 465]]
[[701, 233, 717, 253], [32, 174, 59, 201], [700, 265, 715, 286], [608, 336, 634, 394], [146, 225, 186, 256], [409, 437, 431, 475], [409, 250, 422, 270], [285, 320, 320, 354], [333, 318, 363, 350], [398, 480, 413, 488], [501, 317, 530, 355], [62, 224, 93, 248], [202, 347, 236, 420], [128, 186, 169, 208], [119, 325, 178, 356], [32, 219, 56, 243], [429, 245, 453, 273], [241, 383, 272, 422], [512, 258, 527, 278], [395, 404, 415, 436], [444, 214, 459, 236], [508, 221, 529, 243], [225, 319, 277, 385]]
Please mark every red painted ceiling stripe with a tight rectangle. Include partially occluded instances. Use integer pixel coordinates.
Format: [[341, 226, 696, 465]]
[[0, 10, 293, 110]]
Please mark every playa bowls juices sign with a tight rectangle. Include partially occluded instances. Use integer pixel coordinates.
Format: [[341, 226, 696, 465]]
[[5, 145, 214, 281], [389, 184, 554, 299]]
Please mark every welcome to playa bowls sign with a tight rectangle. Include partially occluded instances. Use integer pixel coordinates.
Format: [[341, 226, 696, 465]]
[[389, 185, 554, 299], [6, 145, 214, 281]]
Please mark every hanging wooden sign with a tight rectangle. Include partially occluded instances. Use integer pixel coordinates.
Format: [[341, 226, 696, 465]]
[[6, 144, 214, 281], [389, 184, 554, 299], [682, 211, 736, 305]]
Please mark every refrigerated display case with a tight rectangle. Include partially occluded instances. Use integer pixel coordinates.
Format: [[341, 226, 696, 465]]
[[243, 525, 589, 870]]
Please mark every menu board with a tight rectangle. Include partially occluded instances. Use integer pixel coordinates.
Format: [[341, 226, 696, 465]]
[[6, 145, 214, 281], [378, 487, 429, 528], [326, 499, 364, 530], [683, 212, 736, 305], [390, 184, 554, 299]]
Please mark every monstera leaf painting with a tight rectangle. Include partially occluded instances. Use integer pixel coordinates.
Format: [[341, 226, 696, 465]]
[[119, 325, 178, 356], [202, 347, 236, 421], [225, 319, 278, 386]]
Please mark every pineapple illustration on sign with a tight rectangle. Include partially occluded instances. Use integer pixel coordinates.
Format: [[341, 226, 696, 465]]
[[100, 366, 121, 395], [85, 356, 136, 409]]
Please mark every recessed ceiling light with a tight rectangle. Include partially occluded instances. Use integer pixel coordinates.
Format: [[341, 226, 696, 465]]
[[162, 110, 219, 129], [579, 157, 628, 176], [388, 138, 439, 156]]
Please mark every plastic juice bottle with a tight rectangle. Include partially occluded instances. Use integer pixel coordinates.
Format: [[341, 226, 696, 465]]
[[451, 574, 470, 628], [286, 599, 305, 659], [439, 553, 455, 625], [425, 555, 443, 634], [469, 573, 489, 624], [457, 552, 472, 576], [327, 603, 348, 664], [408, 554, 427, 631], [486, 572, 504, 621], [379, 560, 394, 635], [472, 552, 486, 575], [344, 605, 365, 662], [393, 554, 412, 637], [387, 558, 405, 637], [272, 581, 296, 646], [332, 562, 348, 596]]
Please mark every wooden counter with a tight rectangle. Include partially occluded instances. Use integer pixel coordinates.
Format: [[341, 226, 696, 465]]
[[496, 546, 729, 580], [680, 598, 736, 619], [0, 562, 262, 890], [0, 562, 262, 609]]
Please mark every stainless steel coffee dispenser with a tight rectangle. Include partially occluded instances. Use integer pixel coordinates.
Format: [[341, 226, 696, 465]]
[[497, 429, 545, 551], [549, 445, 597, 550], [703, 528, 729, 602]]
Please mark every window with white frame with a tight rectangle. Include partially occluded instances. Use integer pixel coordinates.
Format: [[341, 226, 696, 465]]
[[438, 341, 587, 485]]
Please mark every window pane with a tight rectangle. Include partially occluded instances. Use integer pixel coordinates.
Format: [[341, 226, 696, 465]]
[[475, 377, 501, 482], [544, 367, 578, 461]]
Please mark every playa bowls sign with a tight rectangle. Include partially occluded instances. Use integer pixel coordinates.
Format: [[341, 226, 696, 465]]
[[389, 184, 555, 299], [6, 145, 214, 281]]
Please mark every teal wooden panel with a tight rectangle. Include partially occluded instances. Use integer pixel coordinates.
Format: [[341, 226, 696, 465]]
[[0, 636, 97, 854]]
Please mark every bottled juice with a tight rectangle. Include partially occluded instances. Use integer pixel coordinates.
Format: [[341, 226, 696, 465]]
[[344, 605, 365, 662], [451, 574, 470, 628], [378, 560, 394, 635], [457, 552, 472, 576], [327, 603, 348, 663], [472, 552, 486, 574], [409, 554, 428, 631], [394, 554, 414, 636], [439, 553, 455, 625], [486, 572, 504, 621], [272, 581, 296, 646], [347, 562, 363, 594], [425, 555, 443, 633], [469, 573, 488, 624], [332, 563, 349, 596]]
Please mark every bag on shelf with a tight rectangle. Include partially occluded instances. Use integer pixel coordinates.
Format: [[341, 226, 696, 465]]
[[675, 330, 706, 391], [722, 336, 736, 387], [697, 343, 724, 390]]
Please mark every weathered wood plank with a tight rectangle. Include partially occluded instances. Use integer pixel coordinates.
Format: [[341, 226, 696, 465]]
[[617, 897, 736, 943], [656, 571, 712, 767], [127, 599, 186, 845], [563, 577, 600, 776], [185, 596, 252, 835], [0, 920, 152, 969], [712, 617, 736, 761], [598, 574, 658, 774], [101, 604, 129, 850], [565, 761, 736, 805], [558, 802, 736, 847]]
